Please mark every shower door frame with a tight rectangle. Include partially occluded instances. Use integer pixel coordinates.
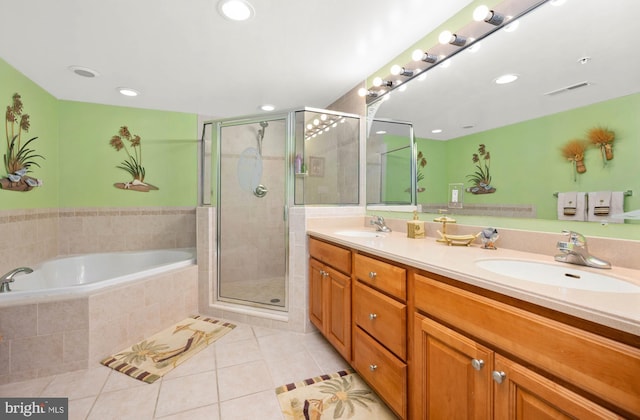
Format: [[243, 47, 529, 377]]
[[213, 112, 293, 312]]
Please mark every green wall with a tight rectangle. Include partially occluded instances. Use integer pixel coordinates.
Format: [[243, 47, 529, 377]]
[[0, 58, 59, 209], [58, 101, 197, 207], [0, 57, 198, 209], [417, 93, 640, 219]]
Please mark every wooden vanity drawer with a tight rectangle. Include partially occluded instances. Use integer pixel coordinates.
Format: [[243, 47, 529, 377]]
[[413, 272, 640, 416], [354, 281, 407, 359], [354, 253, 406, 300], [353, 326, 407, 418], [308, 237, 351, 274]]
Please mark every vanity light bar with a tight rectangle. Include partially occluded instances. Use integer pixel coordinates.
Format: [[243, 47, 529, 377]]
[[364, 0, 549, 104]]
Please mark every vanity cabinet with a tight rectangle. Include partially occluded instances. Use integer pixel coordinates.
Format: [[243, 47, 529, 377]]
[[352, 253, 408, 418], [411, 272, 640, 419], [308, 237, 352, 360]]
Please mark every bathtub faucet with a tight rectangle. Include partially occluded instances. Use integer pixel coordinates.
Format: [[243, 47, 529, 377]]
[[0, 267, 33, 292]]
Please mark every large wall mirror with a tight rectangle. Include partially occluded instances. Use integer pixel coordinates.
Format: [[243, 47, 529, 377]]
[[367, 0, 640, 226]]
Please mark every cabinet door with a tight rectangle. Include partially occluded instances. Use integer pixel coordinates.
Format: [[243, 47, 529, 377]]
[[493, 354, 621, 420], [309, 258, 325, 331], [325, 265, 351, 360], [414, 314, 493, 420]]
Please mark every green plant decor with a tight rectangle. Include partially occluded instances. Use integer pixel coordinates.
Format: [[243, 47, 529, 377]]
[[109, 126, 158, 192], [1, 93, 44, 191], [416, 150, 427, 192], [466, 143, 496, 194]]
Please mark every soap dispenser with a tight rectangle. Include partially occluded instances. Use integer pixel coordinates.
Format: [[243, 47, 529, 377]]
[[407, 211, 425, 239]]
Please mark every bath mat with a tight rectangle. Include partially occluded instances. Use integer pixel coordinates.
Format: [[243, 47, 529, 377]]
[[101, 315, 235, 383], [276, 369, 398, 419]]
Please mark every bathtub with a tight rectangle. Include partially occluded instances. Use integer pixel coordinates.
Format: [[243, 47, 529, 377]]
[[0, 248, 199, 384], [0, 248, 196, 304]]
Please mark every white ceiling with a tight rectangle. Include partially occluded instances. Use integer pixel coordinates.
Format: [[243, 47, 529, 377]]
[[0, 0, 472, 118]]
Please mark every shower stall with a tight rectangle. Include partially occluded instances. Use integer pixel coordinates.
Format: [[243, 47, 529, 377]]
[[201, 109, 360, 315]]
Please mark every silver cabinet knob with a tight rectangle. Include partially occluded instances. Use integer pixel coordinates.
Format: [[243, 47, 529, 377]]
[[492, 370, 506, 384], [369, 313, 377, 320], [369, 364, 378, 372], [471, 358, 484, 371], [368, 271, 377, 279]]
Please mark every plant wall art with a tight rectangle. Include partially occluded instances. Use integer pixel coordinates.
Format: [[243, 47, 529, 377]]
[[466, 143, 496, 194], [1, 93, 44, 191], [109, 126, 158, 192], [587, 126, 615, 165], [561, 139, 588, 181], [416, 150, 427, 193]]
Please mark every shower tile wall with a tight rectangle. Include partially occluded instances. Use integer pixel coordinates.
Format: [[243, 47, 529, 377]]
[[0, 207, 196, 275]]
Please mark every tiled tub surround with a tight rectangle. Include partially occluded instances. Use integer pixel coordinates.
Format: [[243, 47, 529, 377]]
[[0, 264, 198, 385], [0, 207, 196, 276], [310, 218, 640, 335]]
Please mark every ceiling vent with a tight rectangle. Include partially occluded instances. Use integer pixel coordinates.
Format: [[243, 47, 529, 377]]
[[544, 81, 590, 96]]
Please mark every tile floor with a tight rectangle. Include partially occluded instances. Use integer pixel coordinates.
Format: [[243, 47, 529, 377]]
[[0, 319, 354, 419]]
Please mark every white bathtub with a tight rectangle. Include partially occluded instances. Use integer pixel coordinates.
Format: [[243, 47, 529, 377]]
[[0, 248, 196, 304]]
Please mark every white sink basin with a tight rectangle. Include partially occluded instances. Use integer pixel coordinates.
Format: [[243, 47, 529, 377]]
[[475, 259, 640, 293], [334, 230, 385, 238]]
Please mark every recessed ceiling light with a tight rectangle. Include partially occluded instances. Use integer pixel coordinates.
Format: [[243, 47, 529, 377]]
[[432, 129, 443, 134], [260, 104, 275, 111], [118, 87, 139, 97], [69, 65, 99, 78], [218, 0, 254, 21], [376, 130, 387, 135], [494, 74, 519, 85]]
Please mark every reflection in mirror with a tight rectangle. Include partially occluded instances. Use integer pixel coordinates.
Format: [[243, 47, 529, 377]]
[[368, 0, 640, 222], [366, 120, 414, 205], [294, 109, 360, 205]]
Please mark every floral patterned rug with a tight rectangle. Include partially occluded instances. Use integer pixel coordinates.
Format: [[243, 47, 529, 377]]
[[101, 315, 235, 383], [276, 369, 398, 419]]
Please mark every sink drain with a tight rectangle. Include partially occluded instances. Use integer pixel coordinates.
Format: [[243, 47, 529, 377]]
[[270, 298, 281, 303]]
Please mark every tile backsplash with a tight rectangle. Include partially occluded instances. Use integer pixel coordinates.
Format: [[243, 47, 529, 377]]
[[0, 207, 196, 275]]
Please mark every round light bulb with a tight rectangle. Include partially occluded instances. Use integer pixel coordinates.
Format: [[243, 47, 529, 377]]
[[390, 64, 402, 75], [439, 30, 453, 44], [306, 124, 313, 130], [357, 87, 368, 97], [218, 0, 254, 21], [372, 77, 383, 87], [320, 114, 327, 121], [473, 5, 490, 22], [313, 119, 320, 126], [412, 49, 424, 62]]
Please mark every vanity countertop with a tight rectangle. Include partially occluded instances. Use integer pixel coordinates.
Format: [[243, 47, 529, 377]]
[[307, 228, 640, 337]]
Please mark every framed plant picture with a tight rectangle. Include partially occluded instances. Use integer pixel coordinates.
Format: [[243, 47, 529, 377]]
[[309, 156, 324, 177]]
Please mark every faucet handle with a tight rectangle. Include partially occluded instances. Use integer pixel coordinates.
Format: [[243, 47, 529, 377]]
[[561, 230, 586, 245]]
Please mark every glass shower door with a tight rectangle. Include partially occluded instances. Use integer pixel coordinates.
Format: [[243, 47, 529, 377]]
[[217, 117, 287, 310]]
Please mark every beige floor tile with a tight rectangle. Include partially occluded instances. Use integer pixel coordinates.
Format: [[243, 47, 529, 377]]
[[215, 337, 262, 369], [41, 366, 110, 400], [68, 395, 97, 420], [100, 369, 150, 394], [217, 360, 274, 402], [219, 389, 284, 420], [87, 381, 160, 420], [0, 375, 54, 397], [157, 403, 220, 420], [257, 331, 307, 361], [155, 371, 218, 418], [266, 350, 324, 387], [215, 323, 255, 344]]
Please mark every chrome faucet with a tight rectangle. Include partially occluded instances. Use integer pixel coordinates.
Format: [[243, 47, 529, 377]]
[[0, 267, 33, 292], [554, 230, 611, 269], [370, 215, 391, 232]]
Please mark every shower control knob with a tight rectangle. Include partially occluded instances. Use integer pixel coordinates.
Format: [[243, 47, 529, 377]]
[[368, 271, 377, 279]]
